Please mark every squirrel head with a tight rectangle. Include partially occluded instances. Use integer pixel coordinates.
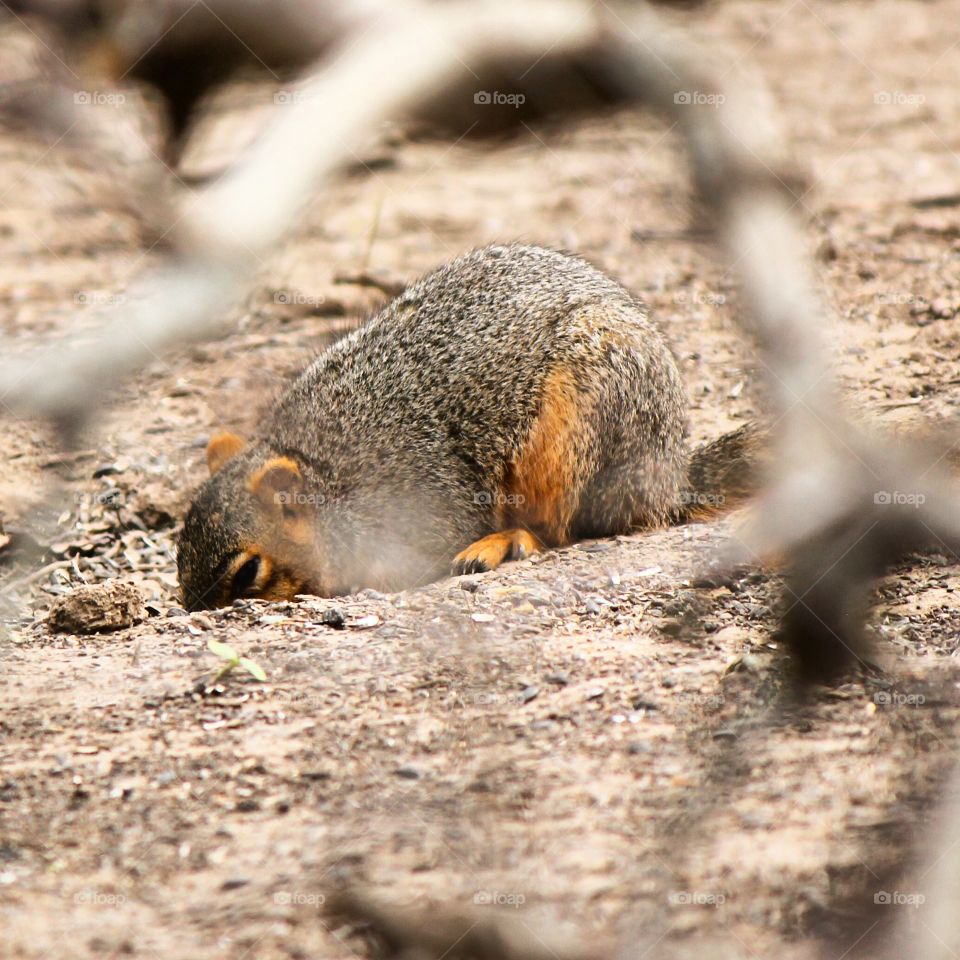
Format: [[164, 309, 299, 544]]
[[177, 432, 333, 610]]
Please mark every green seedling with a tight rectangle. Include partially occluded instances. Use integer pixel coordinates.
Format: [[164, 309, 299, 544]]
[[206, 638, 267, 683]]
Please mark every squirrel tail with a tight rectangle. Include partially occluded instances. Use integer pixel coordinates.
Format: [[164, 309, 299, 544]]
[[675, 422, 767, 523]]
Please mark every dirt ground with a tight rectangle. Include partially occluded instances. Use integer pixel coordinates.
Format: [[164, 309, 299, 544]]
[[2, 1, 960, 957]]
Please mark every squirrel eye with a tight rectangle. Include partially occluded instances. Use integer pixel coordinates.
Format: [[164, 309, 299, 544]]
[[230, 556, 260, 599]]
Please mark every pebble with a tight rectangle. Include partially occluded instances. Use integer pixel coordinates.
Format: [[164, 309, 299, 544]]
[[320, 609, 345, 629], [525, 591, 553, 607], [930, 298, 957, 320], [519, 685, 539, 704], [578, 542, 612, 553]]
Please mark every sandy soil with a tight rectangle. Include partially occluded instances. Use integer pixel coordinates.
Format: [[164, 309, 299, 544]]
[[2, 1, 960, 957]]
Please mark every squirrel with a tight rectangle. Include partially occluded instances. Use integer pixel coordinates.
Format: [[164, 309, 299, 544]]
[[177, 243, 761, 611]]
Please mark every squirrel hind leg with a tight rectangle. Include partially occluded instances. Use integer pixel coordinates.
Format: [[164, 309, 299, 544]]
[[498, 366, 586, 543], [451, 529, 543, 575], [450, 366, 590, 576]]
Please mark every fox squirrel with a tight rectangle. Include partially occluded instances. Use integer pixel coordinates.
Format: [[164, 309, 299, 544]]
[[177, 244, 760, 611]]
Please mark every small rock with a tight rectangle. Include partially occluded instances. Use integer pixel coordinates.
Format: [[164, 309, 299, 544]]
[[48, 581, 146, 634], [221, 878, 250, 891], [321, 609, 345, 629], [519, 685, 540, 704], [578, 542, 612, 553], [930, 298, 957, 320], [526, 591, 553, 607], [395, 766, 421, 780]]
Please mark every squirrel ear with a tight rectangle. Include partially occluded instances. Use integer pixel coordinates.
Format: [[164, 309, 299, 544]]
[[248, 457, 304, 513], [207, 432, 246, 474]]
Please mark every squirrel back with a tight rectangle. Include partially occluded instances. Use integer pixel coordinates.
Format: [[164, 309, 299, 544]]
[[178, 244, 759, 610]]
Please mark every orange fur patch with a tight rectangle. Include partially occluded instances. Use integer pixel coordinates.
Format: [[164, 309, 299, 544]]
[[501, 367, 584, 545], [452, 529, 543, 574], [206, 432, 245, 474]]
